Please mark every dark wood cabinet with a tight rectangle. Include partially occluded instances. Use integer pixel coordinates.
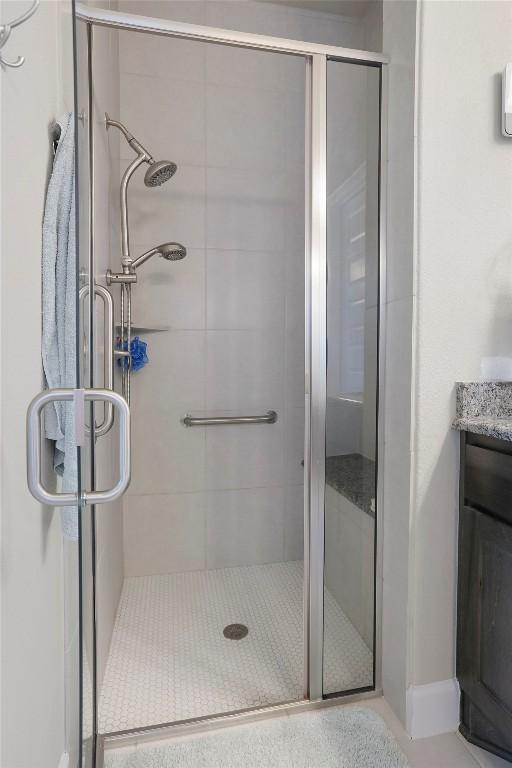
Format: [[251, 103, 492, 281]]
[[458, 433, 512, 762]]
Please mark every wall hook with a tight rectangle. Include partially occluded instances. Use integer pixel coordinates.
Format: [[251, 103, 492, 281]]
[[0, 0, 39, 69]]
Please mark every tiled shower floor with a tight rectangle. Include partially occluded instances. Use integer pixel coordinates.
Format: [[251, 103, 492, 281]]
[[98, 561, 372, 734]]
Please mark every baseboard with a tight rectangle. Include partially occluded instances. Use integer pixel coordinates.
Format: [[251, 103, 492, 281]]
[[406, 678, 460, 739], [57, 752, 69, 768]]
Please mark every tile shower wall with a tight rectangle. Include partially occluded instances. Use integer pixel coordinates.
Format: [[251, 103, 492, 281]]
[[113, 0, 374, 577]]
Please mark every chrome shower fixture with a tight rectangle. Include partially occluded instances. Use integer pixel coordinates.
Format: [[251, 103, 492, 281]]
[[144, 161, 177, 188], [107, 243, 187, 283], [130, 242, 187, 270], [106, 114, 177, 189], [105, 115, 186, 408], [105, 113, 178, 263]]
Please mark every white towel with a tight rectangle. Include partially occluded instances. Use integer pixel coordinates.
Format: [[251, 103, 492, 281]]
[[41, 112, 78, 540]]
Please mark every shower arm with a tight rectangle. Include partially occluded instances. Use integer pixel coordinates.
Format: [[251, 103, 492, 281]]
[[130, 246, 159, 271], [106, 115, 153, 160], [106, 113, 155, 265], [120, 154, 147, 265]]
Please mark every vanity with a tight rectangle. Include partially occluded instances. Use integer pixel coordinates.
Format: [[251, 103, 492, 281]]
[[454, 382, 512, 763]]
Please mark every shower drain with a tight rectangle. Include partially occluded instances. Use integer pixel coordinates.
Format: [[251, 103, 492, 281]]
[[223, 623, 249, 640]]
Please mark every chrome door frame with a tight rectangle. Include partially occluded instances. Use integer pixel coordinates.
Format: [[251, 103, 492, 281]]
[[307, 52, 327, 702], [75, 3, 387, 64], [75, 0, 388, 750]]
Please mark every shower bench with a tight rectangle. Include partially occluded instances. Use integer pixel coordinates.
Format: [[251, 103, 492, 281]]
[[324, 453, 376, 651]]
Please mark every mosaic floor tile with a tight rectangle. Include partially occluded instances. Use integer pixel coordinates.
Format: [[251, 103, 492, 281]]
[[98, 561, 372, 733]]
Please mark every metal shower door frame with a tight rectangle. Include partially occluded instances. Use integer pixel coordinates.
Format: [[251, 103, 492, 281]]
[[75, 0, 388, 747], [307, 53, 387, 704]]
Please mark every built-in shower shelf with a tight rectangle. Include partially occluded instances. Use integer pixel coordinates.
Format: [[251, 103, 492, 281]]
[[115, 323, 170, 335]]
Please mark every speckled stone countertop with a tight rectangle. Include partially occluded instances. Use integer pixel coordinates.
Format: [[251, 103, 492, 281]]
[[325, 453, 376, 517], [453, 381, 512, 440]]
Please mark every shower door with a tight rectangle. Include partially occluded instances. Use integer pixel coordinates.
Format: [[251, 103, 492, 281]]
[[75, 20, 310, 736], [73, 2, 386, 751]]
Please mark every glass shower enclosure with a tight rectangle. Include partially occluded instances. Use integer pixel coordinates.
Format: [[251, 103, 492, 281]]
[[73, 3, 387, 762]]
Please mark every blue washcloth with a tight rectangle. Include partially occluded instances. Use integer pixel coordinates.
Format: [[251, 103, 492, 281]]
[[41, 113, 78, 540], [117, 336, 149, 371]]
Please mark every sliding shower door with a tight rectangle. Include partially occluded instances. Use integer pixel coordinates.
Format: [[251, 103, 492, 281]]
[[322, 59, 381, 696]]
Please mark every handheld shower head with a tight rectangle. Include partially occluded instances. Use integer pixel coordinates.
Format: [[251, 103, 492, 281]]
[[158, 242, 187, 261], [144, 161, 177, 187], [130, 242, 187, 270]]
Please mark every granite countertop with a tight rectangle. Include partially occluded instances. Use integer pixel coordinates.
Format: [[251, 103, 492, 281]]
[[325, 453, 376, 517], [453, 381, 512, 440]]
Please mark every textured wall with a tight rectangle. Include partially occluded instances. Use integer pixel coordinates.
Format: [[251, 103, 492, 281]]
[[0, 1, 74, 765], [382, 0, 512, 731], [413, 0, 512, 686], [381, 0, 417, 725]]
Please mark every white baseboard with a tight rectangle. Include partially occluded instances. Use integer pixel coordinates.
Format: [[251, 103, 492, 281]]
[[406, 678, 460, 739], [57, 752, 69, 768]]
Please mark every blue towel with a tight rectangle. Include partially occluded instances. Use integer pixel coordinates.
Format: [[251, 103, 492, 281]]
[[41, 113, 78, 540]]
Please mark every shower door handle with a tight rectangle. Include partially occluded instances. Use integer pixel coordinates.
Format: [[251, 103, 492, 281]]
[[26, 388, 131, 506], [79, 283, 115, 437], [93, 285, 115, 436]]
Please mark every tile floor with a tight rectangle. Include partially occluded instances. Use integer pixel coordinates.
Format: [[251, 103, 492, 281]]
[[98, 560, 373, 733], [103, 697, 511, 768]]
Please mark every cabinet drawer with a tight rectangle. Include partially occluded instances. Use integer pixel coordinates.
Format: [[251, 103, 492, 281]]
[[465, 444, 512, 526]]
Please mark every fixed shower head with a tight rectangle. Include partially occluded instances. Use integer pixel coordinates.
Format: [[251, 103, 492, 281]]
[[105, 114, 178, 188], [130, 242, 187, 270], [144, 160, 177, 188], [105, 114, 179, 262]]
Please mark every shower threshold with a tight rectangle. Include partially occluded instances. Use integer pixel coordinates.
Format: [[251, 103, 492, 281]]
[[98, 561, 372, 735]]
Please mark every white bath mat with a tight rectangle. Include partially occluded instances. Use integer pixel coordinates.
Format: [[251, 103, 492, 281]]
[[104, 706, 410, 767]]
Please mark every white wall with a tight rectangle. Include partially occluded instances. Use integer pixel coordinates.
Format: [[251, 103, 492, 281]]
[[381, 0, 416, 725], [0, 1, 74, 766], [412, 0, 512, 689], [381, 0, 512, 737]]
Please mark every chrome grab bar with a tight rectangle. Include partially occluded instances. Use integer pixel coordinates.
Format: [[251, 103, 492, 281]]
[[182, 410, 278, 427], [79, 284, 115, 437]]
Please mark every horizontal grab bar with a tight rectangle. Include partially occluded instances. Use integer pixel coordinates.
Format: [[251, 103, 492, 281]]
[[182, 410, 278, 427]]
